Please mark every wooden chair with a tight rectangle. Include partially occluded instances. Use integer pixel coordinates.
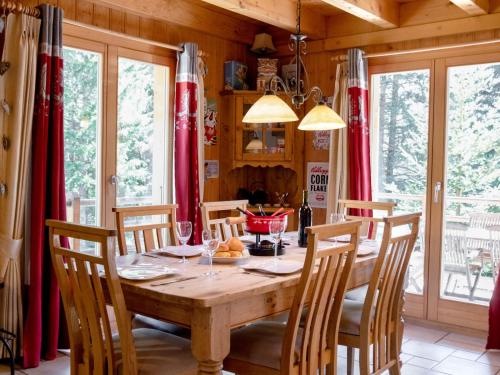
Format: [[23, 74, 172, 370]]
[[200, 200, 248, 241], [339, 199, 396, 240], [46, 220, 197, 375], [113, 204, 190, 337], [339, 213, 421, 375], [488, 225, 500, 283], [443, 221, 483, 300], [113, 204, 178, 255], [223, 220, 362, 375]]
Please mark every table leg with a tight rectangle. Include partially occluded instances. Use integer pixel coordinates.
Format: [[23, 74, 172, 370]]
[[191, 304, 231, 375]]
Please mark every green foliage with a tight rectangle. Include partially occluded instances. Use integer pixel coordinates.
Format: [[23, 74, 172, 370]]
[[63, 49, 163, 224], [375, 64, 500, 216]]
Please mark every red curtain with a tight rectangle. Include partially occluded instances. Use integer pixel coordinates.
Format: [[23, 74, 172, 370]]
[[347, 48, 373, 218], [174, 43, 202, 244], [23, 4, 68, 368], [487, 273, 500, 349]]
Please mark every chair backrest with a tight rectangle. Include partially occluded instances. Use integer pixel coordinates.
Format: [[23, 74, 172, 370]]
[[200, 200, 248, 241], [361, 213, 421, 374], [282, 221, 361, 374], [113, 205, 178, 255], [489, 225, 500, 275], [444, 221, 469, 266], [469, 213, 500, 229], [47, 220, 137, 375], [338, 199, 396, 239]]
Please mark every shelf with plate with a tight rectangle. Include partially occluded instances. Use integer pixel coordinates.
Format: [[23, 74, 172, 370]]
[[219, 90, 305, 230]]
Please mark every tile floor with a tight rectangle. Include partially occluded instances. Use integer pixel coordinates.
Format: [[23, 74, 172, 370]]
[[1, 321, 499, 374]]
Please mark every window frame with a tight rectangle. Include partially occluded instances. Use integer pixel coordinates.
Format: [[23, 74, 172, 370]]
[[63, 26, 176, 230]]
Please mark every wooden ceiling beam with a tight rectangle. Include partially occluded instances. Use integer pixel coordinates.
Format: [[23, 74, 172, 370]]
[[324, 12, 500, 50], [92, 0, 258, 44], [198, 0, 326, 39], [319, 0, 399, 28], [450, 0, 489, 15]]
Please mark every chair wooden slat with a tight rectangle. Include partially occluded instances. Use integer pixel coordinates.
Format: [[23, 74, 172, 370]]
[[200, 200, 248, 241], [113, 205, 178, 255], [340, 212, 421, 375], [283, 221, 361, 375], [47, 220, 138, 374], [339, 199, 397, 240], [224, 220, 361, 375]]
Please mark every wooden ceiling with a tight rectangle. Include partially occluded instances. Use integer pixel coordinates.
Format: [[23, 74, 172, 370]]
[[192, 0, 496, 41], [92, 0, 500, 49]]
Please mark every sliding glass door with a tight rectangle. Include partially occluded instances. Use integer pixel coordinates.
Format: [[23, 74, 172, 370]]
[[428, 54, 500, 330], [116, 56, 170, 208], [370, 61, 433, 318], [370, 50, 500, 330], [63, 37, 175, 244]]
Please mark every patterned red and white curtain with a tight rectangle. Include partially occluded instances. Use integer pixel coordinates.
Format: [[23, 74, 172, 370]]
[[487, 277, 500, 348], [347, 48, 372, 216], [174, 43, 203, 244], [23, 4, 68, 368]]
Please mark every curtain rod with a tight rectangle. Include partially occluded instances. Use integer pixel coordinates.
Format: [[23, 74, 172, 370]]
[[1, 0, 40, 18], [63, 19, 208, 57], [331, 38, 500, 61]]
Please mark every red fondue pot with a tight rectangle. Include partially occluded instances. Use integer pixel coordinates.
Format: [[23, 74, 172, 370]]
[[245, 215, 286, 234]]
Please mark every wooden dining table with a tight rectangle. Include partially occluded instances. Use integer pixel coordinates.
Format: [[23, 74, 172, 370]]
[[109, 234, 378, 375]]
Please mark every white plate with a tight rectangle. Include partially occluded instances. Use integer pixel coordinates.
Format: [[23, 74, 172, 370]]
[[118, 265, 178, 281], [156, 245, 205, 257], [202, 253, 250, 264], [357, 239, 379, 256], [241, 260, 303, 275]]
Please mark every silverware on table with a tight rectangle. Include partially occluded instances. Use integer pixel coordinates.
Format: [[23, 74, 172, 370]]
[[151, 276, 198, 287], [241, 270, 277, 278], [142, 253, 160, 259]]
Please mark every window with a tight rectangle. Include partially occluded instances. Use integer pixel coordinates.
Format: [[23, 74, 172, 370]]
[[370, 68, 431, 295], [62, 36, 174, 250], [116, 57, 169, 208], [63, 46, 102, 251]]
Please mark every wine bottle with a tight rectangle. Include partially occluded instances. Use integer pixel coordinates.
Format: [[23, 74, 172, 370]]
[[298, 190, 312, 247]]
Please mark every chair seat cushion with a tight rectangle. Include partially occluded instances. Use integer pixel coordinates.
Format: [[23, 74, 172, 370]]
[[339, 299, 364, 336], [132, 314, 191, 339], [228, 321, 300, 370], [112, 328, 197, 374], [344, 285, 368, 302]]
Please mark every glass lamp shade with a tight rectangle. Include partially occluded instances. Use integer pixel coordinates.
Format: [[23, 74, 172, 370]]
[[242, 94, 298, 123], [245, 138, 264, 151], [298, 103, 346, 131]]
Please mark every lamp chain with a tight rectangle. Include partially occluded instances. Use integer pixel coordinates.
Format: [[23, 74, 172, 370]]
[[296, 0, 301, 35]]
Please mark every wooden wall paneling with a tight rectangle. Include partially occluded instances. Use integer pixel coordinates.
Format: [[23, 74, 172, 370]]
[[92, 0, 257, 44], [75, 0, 93, 24], [59, 0, 76, 18], [109, 8, 125, 33], [124, 12, 140, 37], [139, 17, 154, 41], [92, 3, 110, 29], [152, 19, 168, 44]]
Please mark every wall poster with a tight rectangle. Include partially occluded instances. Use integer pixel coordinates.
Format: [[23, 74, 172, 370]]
[[204, 98, 217, 145], [307, 162, 329, 208], [204, 160, 219, 179]]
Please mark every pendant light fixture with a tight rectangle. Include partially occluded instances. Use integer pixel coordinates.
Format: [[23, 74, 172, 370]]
[[243, 0, 346, 131]]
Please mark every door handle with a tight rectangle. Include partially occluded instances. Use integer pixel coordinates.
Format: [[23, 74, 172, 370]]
[[434, 181, 442, 203], [110, 175, 119, 185]]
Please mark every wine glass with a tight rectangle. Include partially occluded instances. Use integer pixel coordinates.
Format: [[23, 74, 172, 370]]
[[202, 229, 219, 277], [269, 218, 285, 269], [176, 221, 192, 264], [330, 213, 346, 224]]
